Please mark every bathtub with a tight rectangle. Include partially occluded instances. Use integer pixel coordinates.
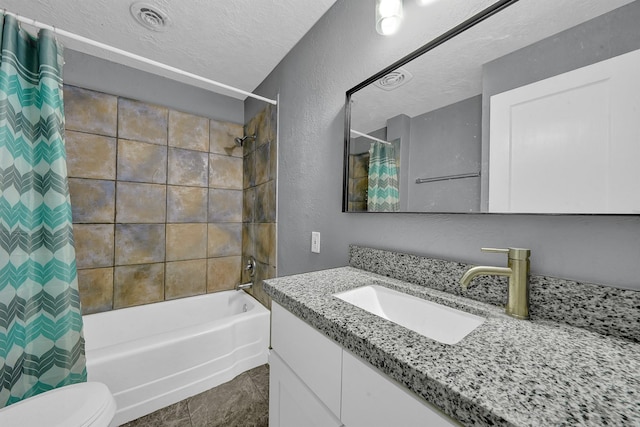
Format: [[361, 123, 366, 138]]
[[82, 291, 270, 426]]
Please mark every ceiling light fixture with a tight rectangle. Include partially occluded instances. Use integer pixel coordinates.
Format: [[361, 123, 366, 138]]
[[376, 0, 403, 36], [130, 2, 170, 32]]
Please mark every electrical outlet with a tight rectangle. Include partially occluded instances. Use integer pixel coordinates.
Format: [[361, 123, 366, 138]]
[[311, 232, 321, 253]]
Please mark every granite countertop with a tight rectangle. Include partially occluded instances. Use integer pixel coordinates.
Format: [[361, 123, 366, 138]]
[[263, 267, 640, 427]]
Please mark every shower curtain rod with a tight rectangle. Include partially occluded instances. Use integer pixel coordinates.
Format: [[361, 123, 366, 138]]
[[3, 10, 278, 106], [350, 129, 392, 145]]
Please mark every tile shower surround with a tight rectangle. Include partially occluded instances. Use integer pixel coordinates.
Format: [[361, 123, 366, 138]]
[[64, 85, 247, 314], [241, 104, 277, 309]]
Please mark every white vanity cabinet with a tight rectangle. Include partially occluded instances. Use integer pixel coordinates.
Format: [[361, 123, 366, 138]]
[[269, 302, 460, 427], [269, 302, 343, 427]]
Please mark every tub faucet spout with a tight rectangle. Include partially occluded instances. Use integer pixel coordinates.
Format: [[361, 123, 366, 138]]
[[460, 247, 531, 320], [235, 282, 253, 291]]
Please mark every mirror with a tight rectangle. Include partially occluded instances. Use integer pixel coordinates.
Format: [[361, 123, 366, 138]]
[[344, 0, 640, 214]]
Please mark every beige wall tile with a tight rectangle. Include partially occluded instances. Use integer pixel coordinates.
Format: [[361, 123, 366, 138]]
[[255, 223, 276, 266], [78, 267, 113, 315], [74, 224, 114, 269], [243, 151, 255, 189], [207, 256, 241, 293], [165, 260, 207, 300], [64, 85, 117, 136], [66, 131, 116, 179], [348, 201, 367, 212], [169, 111, 209, 152], [167, 186, 207, 223], [69, 178, 115, 223], [115, 224, 165, 265], [168, 148, 209, 187], [349, 176, 368, 203], [118, 98, 168, 145], [254, 143, 270, 186], [256, 107, 272, 148], [166, 223, 207, 261], [255, 180, 276, 223], [267, 104, 278, 144], [209, 154, 243, 190], [116, 182, 166, 223], [350, 153, 369, 179], [208, 189, 242, 222], [243, 187, 255, 223], [208, 223, 242, 257], [114, 264, 164, 308], [248, 261, 274, 309], [117, 139, 167, 184], [210, 119, 243, 157], [269, 137, 277, 182], [242, 225, 255, 265], [243, 116, 258, 156]]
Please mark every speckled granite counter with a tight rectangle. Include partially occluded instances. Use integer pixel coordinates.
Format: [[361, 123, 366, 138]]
[[263, 267, 640, 426]]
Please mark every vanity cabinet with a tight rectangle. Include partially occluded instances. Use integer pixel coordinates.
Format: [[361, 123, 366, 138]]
[[269, 302, 460, 427], [270, 302, 343, 427], [269, 351, 342, 427]]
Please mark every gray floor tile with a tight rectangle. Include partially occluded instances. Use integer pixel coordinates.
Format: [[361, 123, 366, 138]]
[[121, 400, 192, 427], [188, 372, 268, 427], [120, 365, 270, 427], [246, 364, 270, 402]]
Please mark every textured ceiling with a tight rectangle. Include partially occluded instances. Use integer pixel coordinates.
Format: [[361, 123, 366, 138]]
[[0, 0, 338, 100], [351, 0, 636, 134]]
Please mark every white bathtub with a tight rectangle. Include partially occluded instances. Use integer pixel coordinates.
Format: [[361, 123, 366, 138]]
[[82, 291, 270, 426]]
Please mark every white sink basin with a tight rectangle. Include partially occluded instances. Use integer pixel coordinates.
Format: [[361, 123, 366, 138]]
[[333, 285, 485, 345]]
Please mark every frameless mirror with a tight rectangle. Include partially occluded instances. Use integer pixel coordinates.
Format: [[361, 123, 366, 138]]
[[344, 0, 640, 214]]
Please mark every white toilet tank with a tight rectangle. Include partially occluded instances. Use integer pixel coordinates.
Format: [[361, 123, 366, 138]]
[[0, 382, 116, 427]]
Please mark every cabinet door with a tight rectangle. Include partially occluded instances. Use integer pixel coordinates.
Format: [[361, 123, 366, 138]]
[[341, 351, 460, 427], [271, 302, 342, 417], [269, 351, 343, 427]]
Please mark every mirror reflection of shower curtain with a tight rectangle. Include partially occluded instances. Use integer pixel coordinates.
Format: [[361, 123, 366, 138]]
[[367, 141, 400, 212]]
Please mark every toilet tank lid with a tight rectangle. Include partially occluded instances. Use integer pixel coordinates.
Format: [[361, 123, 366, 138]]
[[0, 382, 116, 427]]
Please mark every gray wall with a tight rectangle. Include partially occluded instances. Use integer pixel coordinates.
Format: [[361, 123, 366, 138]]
[[248, 0, 640, 290], [64, 49, 244, 124], [408, 95, 481, 212], [480, 1, 640, 210]]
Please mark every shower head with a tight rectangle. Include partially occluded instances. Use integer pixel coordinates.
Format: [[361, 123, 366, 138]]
[[234, 134, 256, 147]]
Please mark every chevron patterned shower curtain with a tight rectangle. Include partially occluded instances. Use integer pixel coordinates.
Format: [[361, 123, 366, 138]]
[[0, 15, 86, 407], [368, 141, 400, 212]]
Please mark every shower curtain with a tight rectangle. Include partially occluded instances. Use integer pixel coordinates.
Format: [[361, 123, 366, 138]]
[[368, 141, 400, 212], [0, 15, 86, 407]]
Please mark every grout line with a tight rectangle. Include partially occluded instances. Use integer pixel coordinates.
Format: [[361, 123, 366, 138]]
[[163, 108, 169, 302], [111, 96, 119, 310], [205, 120, 211, 294]]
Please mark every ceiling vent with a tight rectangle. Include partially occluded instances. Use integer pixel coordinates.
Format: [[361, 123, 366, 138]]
[[373, 67, 413, 91], [130, 2, 171, 32]]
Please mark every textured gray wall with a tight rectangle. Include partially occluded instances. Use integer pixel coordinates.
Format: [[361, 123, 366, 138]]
[[248, 0, 640, 290], [480, 1, 640, 210], [408, 95, 481, 212], [64, 49, 244, 124]]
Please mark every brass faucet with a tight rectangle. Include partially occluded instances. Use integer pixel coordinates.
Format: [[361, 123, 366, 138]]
[[460, 248, 531, 320]]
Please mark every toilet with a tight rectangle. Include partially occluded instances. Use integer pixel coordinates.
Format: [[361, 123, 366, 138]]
[[0, 382, 116, 427]]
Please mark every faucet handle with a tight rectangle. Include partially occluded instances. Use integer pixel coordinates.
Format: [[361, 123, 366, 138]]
[[481, 247, 530, 260], [481, 247, 510, 254]]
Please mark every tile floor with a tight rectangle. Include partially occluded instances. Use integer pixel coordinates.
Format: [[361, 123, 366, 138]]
[[121, 364, 269, 427]]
